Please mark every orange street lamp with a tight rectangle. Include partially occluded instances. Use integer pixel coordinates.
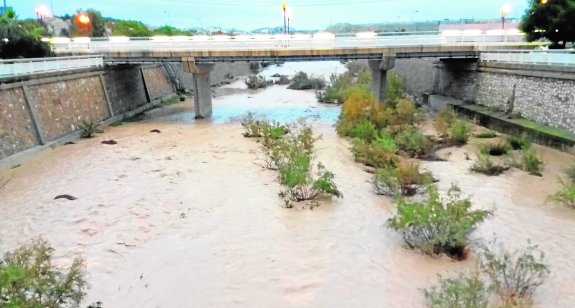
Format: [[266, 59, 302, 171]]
[[500, 4, 512, 30], [282, 1, 287, 34], [541, 0, 548, 4], [77, 12, 90, 25]]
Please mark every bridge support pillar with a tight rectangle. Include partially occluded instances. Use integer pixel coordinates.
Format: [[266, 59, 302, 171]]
[[368, 56, 396, 103], [183, 60, 215, 119]]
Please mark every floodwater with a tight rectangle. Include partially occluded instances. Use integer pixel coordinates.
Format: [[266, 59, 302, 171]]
[[0, 61, 574, 307]]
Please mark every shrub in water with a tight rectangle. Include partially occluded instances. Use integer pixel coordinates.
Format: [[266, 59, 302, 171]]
[[335, 119, 377, 143], [423, 271, 490, 308], [394, 127, 432, 158], [473, 130, 497, 139], [383, 98, 423, 133], [287, 71, 326, 90], [470, 153, 509, 176], [340, 87, 380, 123], [268, 121, 342, 202], [388, 184, 491, 259], [245, 75, 270, 89], [522, 149, 544, 176], [507, 134, 531, 150], [240, 112, 265, 137], [479, 241, 550, 307], [373, 159, 431, 196], [79, 120, 102, 138], [434, 107, 457, 138], [479, 142, 511, 156], [384, 72, 405, 109], [548, 179, 575, 209], [350, 137, 399, 169], [449, 120, 471, 145], [0, 238, 87, 308]]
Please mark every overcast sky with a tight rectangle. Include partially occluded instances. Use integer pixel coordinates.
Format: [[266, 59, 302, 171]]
[[10, 0, 529, 30]]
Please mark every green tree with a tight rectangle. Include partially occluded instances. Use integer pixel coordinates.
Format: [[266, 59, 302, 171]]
[[520, 0, 575, 48], [0, 9, 53, 58], [109, 20, 151, 37], [152, 25, 189, 36]]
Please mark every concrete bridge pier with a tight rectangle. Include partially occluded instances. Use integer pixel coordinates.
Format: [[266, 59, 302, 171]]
[[368, 56, 396, 103], [183, 60, 215, 119]]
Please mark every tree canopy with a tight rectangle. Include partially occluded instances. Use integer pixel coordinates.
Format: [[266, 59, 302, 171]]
[[0, 9, 53, 58], [520, 0, 575, 48], [109, 20, 151, 37], [152, 25, 190, 36]]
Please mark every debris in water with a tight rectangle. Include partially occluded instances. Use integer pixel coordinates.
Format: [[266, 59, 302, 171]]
[[64, 142, 76, 145], [10, 164, 21, 169], [54, 194, 77, 201], [102, 140, 118, 145], [150, 129, 161, 133]]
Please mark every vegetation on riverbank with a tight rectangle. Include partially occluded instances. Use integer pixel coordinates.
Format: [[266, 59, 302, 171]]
[[0, 239, 88, 307]]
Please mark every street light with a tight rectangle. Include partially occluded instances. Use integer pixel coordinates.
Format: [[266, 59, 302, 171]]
[[500, 4, 512, 30], [411, 10, 419, 32], [282, 1, 287, 34], [286, 7, 292, 35]]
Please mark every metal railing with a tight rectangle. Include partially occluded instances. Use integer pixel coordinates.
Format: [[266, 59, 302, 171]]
[[47, 30, 525, 53], [481, 50, 575, 66], [0, 55, 104, 78]]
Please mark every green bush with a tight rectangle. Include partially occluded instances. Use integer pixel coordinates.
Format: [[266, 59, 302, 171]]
[[507, 135, 531, 150], [265, 121, 342, 202], [335, 119, 377, 143], [434, 108, 457, 138], [240, 112, 265, 137], [424, 271, 490, 308], [287, 71, 326, 90], [548, 180, 575, 209], [473, 130, 497, 139], [384, 73, 405, 109], [479, 241, 550, 307], [522, 149, 544, 176], [479, 142, 512, 156], [388, 184, 491, 259], [449, 120, 471, 145], [394, 127, 432, 158], [79, 120, 102, 138], [316, 69, 370, 104], [350, 132, 399, 168], [372, 159, 431, 196], [0, 239, 87, 308], [245, 75, 271, 89], [567, 165, 575, 183], [470, 153, 509, 176]]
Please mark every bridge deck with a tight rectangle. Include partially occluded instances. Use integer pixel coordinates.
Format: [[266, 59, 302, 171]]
[[61, 43, 533, 63]]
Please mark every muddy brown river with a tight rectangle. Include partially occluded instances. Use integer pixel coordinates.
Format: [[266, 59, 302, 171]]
[[0, 62, 574, 307]]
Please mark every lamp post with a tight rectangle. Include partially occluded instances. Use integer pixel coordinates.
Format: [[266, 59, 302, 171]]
[[286, 7, 292, 35], [411, 10, 419, 32], [500, 4, 512, 30], [282, 1, 287, 34]]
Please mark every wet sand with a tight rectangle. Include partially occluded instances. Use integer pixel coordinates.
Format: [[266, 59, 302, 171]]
[[0, 62, 574, 307]]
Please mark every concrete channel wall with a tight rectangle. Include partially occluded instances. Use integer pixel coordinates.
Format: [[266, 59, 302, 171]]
[[0, 62, 252, 165], [392, 59, 575, 135]]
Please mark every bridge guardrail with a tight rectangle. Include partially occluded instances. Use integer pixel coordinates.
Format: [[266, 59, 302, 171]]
[[0, 55, 104, 78], [481, 50, 575, 66]]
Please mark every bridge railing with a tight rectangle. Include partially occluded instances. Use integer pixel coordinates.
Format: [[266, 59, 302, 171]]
[[47, 30, 524, 53], [0, 55, 104, 78], [480, 50, 575, 66]]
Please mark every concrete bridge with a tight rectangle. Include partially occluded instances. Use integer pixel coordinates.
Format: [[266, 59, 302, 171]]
[[57, 38, 533, 118]]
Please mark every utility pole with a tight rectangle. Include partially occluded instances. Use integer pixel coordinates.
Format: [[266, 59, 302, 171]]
[[3, 0, 7, 14]]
